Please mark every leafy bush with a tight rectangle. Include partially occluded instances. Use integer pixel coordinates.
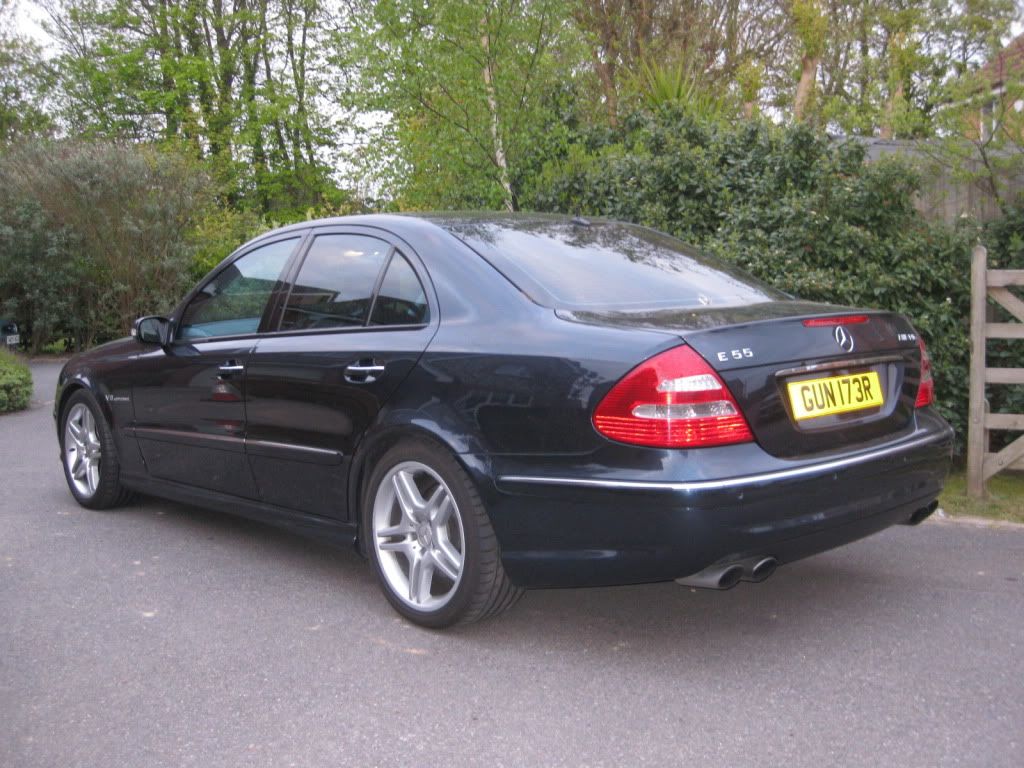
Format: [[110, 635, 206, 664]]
[[0, 349, 32, 413], [0, 140, 211, 352], [528, 110, 1011, 448], [0, 199, 83, 352], [188, 207, 270, 281]]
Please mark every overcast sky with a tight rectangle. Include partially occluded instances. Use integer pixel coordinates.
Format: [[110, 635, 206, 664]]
[[12, 1, 47, 46]]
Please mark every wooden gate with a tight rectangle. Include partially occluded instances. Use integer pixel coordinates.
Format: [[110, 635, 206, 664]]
[[967, 244, 1024, 498]]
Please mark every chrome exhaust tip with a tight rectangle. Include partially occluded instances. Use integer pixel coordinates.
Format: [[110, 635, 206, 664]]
[[749, 557, 778, 582], [718, 565, 744, 589], [733, 555, 779, 582], [676, 563, 745, 590]]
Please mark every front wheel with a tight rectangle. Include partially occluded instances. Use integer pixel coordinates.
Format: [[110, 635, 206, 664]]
[[364, 439, 522, 628], [60, 390, 133, 509]]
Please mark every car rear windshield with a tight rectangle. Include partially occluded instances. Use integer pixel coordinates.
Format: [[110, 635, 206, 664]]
[[441, 218, 784, 310]]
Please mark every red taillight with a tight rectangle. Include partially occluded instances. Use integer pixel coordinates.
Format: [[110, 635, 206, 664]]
[[915, 336, 934, 408], [593, 345, 754, 448], [802, 315, 869, 327]]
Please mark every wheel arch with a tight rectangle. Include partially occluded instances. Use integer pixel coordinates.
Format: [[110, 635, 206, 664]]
[[348, 420, 494, 557], [56, 375, 115, 438]]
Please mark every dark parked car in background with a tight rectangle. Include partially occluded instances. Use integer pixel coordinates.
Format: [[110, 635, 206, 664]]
[[2, 318, 19, 351], [54, 214, 953, 627]]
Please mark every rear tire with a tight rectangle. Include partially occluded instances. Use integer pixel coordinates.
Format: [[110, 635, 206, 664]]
[[60, 390, 133, 510], [363, 438, 523, 628]]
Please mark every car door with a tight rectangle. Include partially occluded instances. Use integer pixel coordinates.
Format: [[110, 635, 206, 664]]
[[131, 234, 304, 498], [244, 229, 437, 519]]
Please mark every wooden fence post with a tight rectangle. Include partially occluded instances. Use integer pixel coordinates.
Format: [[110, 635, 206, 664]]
[[967, 244, 988, 499]]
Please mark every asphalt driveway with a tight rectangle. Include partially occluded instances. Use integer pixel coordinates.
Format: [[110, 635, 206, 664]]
[[2, 360, 1022, 767]]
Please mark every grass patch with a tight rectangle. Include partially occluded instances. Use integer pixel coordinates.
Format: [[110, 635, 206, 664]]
[[40, 339, 71, 355], [939, 470, 1024, 525]]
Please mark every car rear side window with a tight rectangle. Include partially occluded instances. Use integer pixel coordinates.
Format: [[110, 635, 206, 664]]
[[370, 253, 429, 326], [442, 220, 784, 310], [178, 237, 298, 339], [281, 234, 390, 331]]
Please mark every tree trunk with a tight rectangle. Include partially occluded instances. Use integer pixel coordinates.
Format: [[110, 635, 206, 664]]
[[879, 80, 903, 139], [880, 30, 907, 140], [156, 0, 179, 139], [858, 10, 869, 114], [480, 23, 514, 212], [182, 0, 216, 155], [592, 56, 619, 128], [574, 3, 620, 128], [794, 54, 819, 122], [258, 1, 291, 167]]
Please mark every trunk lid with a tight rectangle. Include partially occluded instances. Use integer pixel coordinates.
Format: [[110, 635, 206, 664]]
[[559, 301, 925, 458]]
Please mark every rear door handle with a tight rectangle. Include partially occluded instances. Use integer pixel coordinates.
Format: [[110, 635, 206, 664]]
[[219, 361, 245, 373], [345, 360, 386, 383]]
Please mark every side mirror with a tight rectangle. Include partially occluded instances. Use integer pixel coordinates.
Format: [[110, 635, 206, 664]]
[[132, 316, 170, 345]]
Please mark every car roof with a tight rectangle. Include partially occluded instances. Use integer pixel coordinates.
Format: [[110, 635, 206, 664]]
[[243, 211, 621, 243]]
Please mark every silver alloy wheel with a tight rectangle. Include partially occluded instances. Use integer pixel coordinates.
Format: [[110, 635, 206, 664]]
[[372, 460, 466, 610], [64, 403, 102, 498]]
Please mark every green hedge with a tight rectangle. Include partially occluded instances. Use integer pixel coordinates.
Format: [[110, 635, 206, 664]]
[[0, 140, 209, 353], [529, 110, 1023, 450], [0, 349, 32, 413]]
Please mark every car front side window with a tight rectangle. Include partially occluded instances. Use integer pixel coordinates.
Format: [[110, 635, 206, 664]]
[[178, 238, 298, 340]]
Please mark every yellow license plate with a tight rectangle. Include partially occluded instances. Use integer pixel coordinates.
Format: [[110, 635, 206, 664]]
[[787, 371, 884, 421]]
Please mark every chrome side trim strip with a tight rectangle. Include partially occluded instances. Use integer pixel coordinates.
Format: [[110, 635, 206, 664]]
[[131, 426, 244, 450], [246, 438, 341, 458], [498, 430, 952, 493], [244, 438, 343, 465], [128, 428, 342, 463]]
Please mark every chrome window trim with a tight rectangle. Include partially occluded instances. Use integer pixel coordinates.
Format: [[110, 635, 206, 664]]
[[498, 429, 953, 493], [256, 321, 431, 340]]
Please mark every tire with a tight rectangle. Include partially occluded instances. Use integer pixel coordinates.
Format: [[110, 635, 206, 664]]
[[363, 438, 523, 628], [59, 389, 133, 510]]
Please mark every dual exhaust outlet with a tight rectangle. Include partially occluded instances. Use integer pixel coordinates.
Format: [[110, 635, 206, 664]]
[[677, 500, 940, 591], [676, 556, 778, 590]]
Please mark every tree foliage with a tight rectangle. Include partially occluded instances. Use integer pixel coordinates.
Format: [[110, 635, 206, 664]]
[[571, 1, 790, 126], [817, 0, 1018, 138], [0, 1, 53, 143], [0, 140, 211, 350], [335, 0, 582, 212], [40, 0, 342, 215]]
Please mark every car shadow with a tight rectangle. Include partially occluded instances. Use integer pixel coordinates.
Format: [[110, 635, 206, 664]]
[[107, 492, 895, 660], [453, 557, 890, 654], [114, 494, 378, 587]]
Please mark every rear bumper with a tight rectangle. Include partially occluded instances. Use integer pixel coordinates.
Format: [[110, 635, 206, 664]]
[[480, 412, 954, 588]]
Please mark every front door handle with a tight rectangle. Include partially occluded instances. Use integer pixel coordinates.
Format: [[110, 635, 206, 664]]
[[345, 360, 386, 383], [218, 361, 245, 373]]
